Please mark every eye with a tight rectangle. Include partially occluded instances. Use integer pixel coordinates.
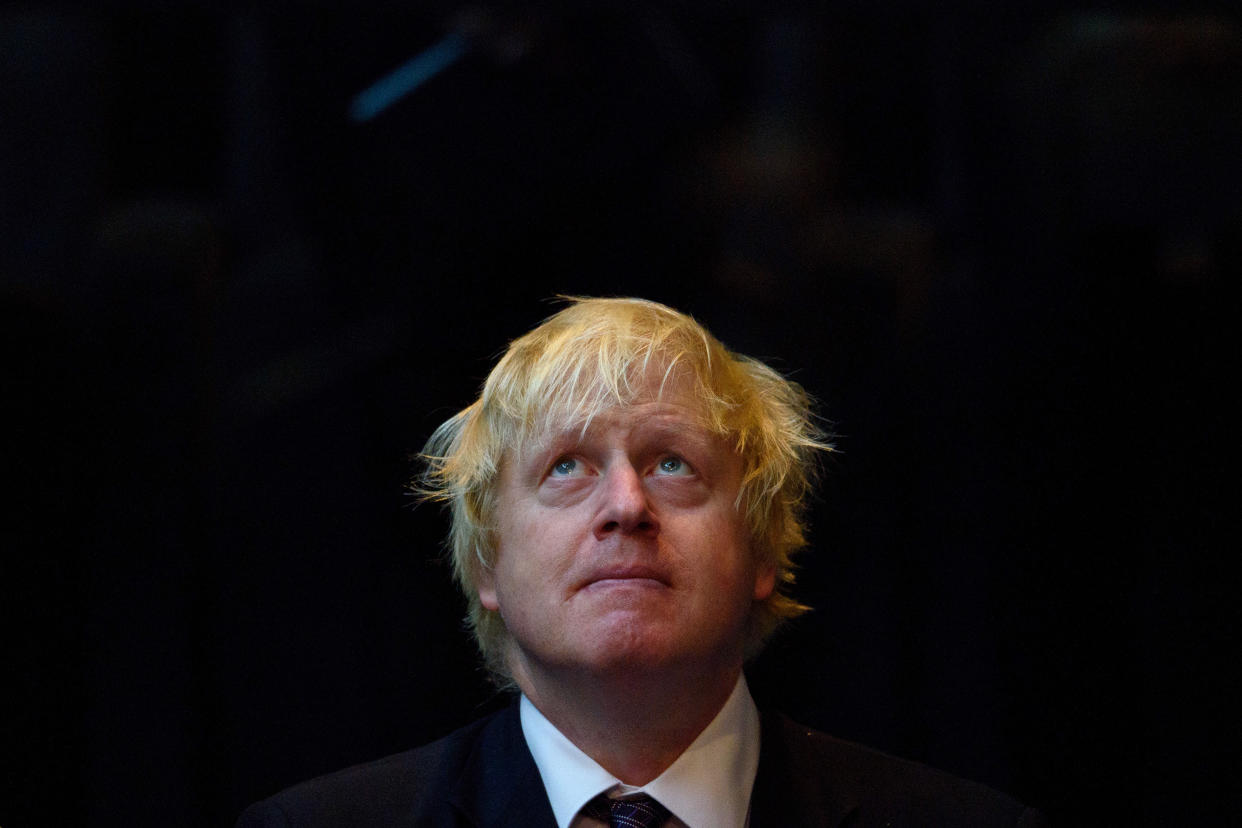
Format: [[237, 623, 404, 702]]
[[549, 457, 581, 477], [655, 455, 692, 476]]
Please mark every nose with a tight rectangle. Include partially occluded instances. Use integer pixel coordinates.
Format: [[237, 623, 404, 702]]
[[594, 460, 658, 539]]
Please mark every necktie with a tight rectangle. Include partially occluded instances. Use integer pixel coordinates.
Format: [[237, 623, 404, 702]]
[[581, 792, 671, 828]]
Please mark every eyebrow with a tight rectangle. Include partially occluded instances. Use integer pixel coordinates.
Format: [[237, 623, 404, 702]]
[[534, 416, 718, 467]]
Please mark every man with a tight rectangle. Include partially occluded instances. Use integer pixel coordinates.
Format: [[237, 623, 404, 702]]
[[239, 297, 1046, 827]]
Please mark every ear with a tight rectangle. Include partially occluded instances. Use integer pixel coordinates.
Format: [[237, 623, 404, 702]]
[[476, 561, 500, 611], [753, 561, 776, 602]]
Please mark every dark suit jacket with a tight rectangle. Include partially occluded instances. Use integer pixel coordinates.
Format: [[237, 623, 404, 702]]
[[238, 704, 1047, 827]]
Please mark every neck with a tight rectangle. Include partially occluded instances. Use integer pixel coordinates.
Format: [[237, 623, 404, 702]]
[[515, 659, 742, 786]]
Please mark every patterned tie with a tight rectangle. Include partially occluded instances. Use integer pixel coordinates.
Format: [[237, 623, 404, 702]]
[[581, 792, 671, 828]]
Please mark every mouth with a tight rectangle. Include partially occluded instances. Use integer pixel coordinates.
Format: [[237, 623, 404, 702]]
[[580, 564, 669, 591]]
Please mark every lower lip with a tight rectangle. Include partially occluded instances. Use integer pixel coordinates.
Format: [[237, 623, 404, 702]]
[[584, 577, 665, 591]]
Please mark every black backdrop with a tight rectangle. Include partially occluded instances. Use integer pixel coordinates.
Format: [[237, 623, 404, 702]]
[[4, 4, 1238, 826]]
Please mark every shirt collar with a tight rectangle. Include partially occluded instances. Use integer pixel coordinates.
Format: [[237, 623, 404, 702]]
[[520, 675, 761, 828]]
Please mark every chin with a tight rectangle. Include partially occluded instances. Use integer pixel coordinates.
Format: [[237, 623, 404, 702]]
[[574, 624, 681, 673]]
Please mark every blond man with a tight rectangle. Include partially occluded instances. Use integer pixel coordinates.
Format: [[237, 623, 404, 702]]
[[240, 298, 1046, 827]]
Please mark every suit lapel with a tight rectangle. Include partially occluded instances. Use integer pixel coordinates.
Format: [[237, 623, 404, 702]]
[[448, 702, 558, 827], [749, 711, 857, 828]]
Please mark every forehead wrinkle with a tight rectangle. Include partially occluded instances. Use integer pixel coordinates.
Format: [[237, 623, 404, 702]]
[[562, 404, 719, 458], [510, 354, 730, 472]]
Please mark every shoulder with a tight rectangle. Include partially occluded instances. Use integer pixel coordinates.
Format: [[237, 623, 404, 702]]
[[235, 709, 507, 828], [756, 712, 1049, 828]]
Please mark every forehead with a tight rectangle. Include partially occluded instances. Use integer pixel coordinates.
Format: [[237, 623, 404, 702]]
[[527, 369, 711, 446], [543, 401, 707, 452]]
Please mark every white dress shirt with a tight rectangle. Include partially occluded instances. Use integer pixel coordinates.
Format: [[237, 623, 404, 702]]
[[519, 675, 761, 828]]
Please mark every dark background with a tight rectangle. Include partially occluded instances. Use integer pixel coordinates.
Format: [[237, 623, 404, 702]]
[[3, 3, 1237, 826]]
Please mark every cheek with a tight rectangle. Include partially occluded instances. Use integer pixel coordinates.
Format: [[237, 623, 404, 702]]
[[485, 523, 555, 616], [696, 509, 765, 596]]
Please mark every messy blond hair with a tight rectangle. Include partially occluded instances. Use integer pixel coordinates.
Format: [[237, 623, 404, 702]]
[[419, 297, 830, 682]]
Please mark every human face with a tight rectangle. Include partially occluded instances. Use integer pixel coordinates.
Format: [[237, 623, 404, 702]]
[[478, 376, 776, 686]]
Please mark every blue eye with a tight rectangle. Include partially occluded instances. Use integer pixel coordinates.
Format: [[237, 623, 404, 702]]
[[657, 456, 689, 475], [551, 458, 578, 476]]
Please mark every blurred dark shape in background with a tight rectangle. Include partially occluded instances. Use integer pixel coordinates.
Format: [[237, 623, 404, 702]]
[[3, 4, 1237, 827]]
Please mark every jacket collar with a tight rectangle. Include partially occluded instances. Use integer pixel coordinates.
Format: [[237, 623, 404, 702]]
[[749, 711, 858, 827], [447, 701, 558, 827], [440, 702, 859, 827]]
